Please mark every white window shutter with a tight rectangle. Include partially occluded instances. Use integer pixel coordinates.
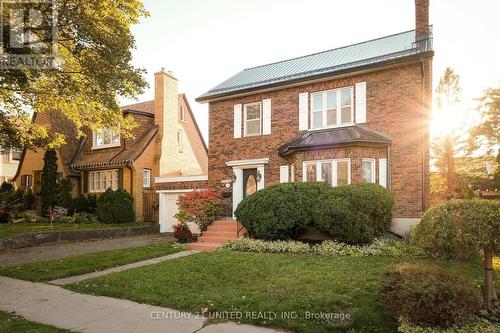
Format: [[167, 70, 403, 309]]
[[280, 165, 289, 183], [299, 92, 309, 131], [234, 104, 242, 138], [355, 82, 367, 124], [379, 158, 387, 188], [290, 164, 295, 182], [262, 99, 272, 135]]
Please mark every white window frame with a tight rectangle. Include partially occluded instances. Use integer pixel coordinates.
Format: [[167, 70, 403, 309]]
[[88, 169, 119, 193], [310, 87, 354, 130], [179, 105, 185, 121], [302, 159, 351, 187], [92, 128, 121, 150], [362, 158, 376, 184], [177, 129, 183, 153], [243, 102, 262, 137], [143, 169, 151, 188]]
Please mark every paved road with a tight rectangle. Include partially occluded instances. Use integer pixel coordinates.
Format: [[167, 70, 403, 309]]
[[0, 234, 173, 267], [0, 276, 282, 333]]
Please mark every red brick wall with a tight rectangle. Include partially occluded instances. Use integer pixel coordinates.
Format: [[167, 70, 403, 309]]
[[207, 60, 431, 218]]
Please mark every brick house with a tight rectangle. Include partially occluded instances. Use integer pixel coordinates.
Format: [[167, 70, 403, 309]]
[[0, 148, 21, 184], [187, 0, 433, 236], [14, 69, 208, 221]]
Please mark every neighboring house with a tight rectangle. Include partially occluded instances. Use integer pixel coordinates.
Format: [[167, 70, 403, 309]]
[[14, 69, 208, 221], [0, 148, 21, 184], [166, 0, 432, 235]]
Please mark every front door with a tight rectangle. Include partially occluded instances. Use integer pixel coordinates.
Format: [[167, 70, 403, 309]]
[[243, 168, 258, 198]]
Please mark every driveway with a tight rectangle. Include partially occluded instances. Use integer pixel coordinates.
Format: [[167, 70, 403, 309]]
[[0, 234, 173, 267]]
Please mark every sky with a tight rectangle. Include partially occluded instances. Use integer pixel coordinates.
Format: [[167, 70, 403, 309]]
[[123, 0, 500, 145]]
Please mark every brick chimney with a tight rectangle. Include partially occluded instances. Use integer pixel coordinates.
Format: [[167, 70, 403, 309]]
[[415, 0, 430, 39], [154, 68, 178, 175]]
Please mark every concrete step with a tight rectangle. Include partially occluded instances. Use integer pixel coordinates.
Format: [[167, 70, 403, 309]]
[[202, 230, 238, 238], [198, 235, 237, 243], [206, 225, 238, 232], [211, 220, 238, 226], [187, 242, 219, 252]]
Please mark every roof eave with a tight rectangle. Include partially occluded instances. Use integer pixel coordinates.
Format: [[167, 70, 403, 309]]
[[196, 51, 434, 103], [278, 140, 392, 157]]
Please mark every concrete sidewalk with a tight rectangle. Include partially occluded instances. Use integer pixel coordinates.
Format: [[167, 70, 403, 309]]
[[49, 250, 198, 285], [0, 276, 282, 333]]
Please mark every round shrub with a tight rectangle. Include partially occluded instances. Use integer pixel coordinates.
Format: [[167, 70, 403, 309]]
[[73, 212, 99, 224], [410, 199, 500, 260], [380, 263, 482, 328], [96, 188, 135, 224], [235, 182, 334, 240], [314, 184, 394, 244]]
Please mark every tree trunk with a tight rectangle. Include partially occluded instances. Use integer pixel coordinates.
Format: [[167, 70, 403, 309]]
[[483, 247, 498, 308]]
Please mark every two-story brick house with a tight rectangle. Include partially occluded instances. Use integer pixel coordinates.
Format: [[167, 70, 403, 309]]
[[193, 0, 433, 235], [14, 69, 208, 221]]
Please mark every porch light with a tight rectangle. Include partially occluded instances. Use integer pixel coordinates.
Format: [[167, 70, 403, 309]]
[[231, 174, 237, 183], [256, 170, 262, 183]]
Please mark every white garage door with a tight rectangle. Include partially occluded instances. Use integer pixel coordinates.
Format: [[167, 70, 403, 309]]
[[159, 193, 180, 233]]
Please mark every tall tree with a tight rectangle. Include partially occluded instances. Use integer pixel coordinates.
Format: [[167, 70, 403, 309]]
[[468, 87, 500, 156], [432, 67, 462, 198], [0, 0, 149, 150], [41, 149, 58, 215]]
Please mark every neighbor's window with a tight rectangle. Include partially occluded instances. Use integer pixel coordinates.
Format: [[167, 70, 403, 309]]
[[89, 169, 119, 193], [179, 105, 185, 121], [143, 169, 151, 188], [177, 129, 183, 153], [311, 87, 353, 129], [10, 150, 21, 161], [93, 128, 120, 149], [20, 175, 32, 188], [244, 102, 262, 137], [303, 159, 351, 187], [362, 158, 376, 183]]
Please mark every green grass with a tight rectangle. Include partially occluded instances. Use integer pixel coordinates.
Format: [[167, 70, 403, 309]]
[[0, 310, 72, 333], [0, 242, 185, 282], [65, 250, 495, 333], [0, 222, 150, 239]]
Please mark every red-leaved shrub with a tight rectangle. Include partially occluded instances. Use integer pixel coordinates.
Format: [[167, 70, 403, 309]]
[[177, 189, 222, 231]]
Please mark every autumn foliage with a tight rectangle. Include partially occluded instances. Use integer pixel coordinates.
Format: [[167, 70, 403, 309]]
[[177, 189, 222, 231]]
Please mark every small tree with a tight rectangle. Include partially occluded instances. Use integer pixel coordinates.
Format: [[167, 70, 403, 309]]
[[56, 177, 73, 209], [41, 149, 59, 215], [176, 189, 222, 231]]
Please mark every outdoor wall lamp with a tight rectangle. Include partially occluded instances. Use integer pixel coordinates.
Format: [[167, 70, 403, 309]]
[[256, 170, 262, 182], [231, 174, 237, 183]]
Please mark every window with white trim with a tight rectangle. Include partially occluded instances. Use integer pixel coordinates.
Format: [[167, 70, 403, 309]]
[[179, 105, 185, 121], [244, 102, 262, 137], [362, 158, 376, 183], [303, 159, 351, 187], [311, 87, 353, 129], [177, 129, 183, 153], [88, 169, 119, 193], [143, 169, 151, 188], [93, 128, 120, 149]]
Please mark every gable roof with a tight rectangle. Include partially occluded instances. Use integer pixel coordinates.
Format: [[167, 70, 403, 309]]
[[197, 28, 433, 102], [278, 125, 392, 156]]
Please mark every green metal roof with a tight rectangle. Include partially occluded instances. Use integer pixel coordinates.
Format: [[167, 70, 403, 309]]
[[197, 28, 433, 102]]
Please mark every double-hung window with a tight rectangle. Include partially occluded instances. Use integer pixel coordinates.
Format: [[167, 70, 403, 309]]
[[89, 169, 119, 193], [303, 159, 351, 187], [143, 169, 151, 188], [362, 158, 376, 183], [311, 87, 353, 129], [244, 102, 262, 137], [93, 128, 120, 149]]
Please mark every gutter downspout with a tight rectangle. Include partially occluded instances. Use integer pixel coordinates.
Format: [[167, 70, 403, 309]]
[[420, 58, 426, 213]]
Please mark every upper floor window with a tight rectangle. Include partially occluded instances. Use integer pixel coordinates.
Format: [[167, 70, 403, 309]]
[[177, 129, 183, 153], [93, 128, 120, 149], [362, 158, 376, 183], [88, 169, 119, 193], [11, 150, 21, 161], [244, 102, 262, 137], [303, 159, 351, 187], [179, 105, 185, 121], [311, 87, 353, 129]]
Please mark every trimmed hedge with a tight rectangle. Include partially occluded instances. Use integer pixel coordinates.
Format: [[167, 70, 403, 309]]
[[96, 189, 135, 224], [410, 199, 500, 259], [380, 263, 482, 328], [235, 182, 394, 244]]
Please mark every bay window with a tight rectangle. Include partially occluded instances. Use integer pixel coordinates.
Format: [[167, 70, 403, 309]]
[[362, 158, 376, 183], [303, 159, 351, 187], [311, 87, 353, 129], [89, 169, 119, 193]]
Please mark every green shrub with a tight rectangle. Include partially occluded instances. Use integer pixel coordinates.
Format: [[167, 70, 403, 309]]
[[73, 212, 99, 224], [235, 182, 393, 244], [380, 264, 482, 328], [410, 199, 500, 260], [398, 318, 499, 333], [11, 211, 49, 224], [96, 188, 135, 224], [56, 177, 73, 208], [52, 216, 75, 224], [71, 194, 97, 213], [22, 188, 35, 210], [0, 181, 13, 193], [313, 184, 394, 244]]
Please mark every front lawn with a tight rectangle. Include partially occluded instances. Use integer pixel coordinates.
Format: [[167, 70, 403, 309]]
[[66, 250, 493, 333], [0, 222, 150, 239], [0, 242, 184, 282], [0, 310, 71, 333]]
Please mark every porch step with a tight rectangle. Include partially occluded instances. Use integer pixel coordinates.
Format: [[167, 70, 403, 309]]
[[186, 219, 245, 253]]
